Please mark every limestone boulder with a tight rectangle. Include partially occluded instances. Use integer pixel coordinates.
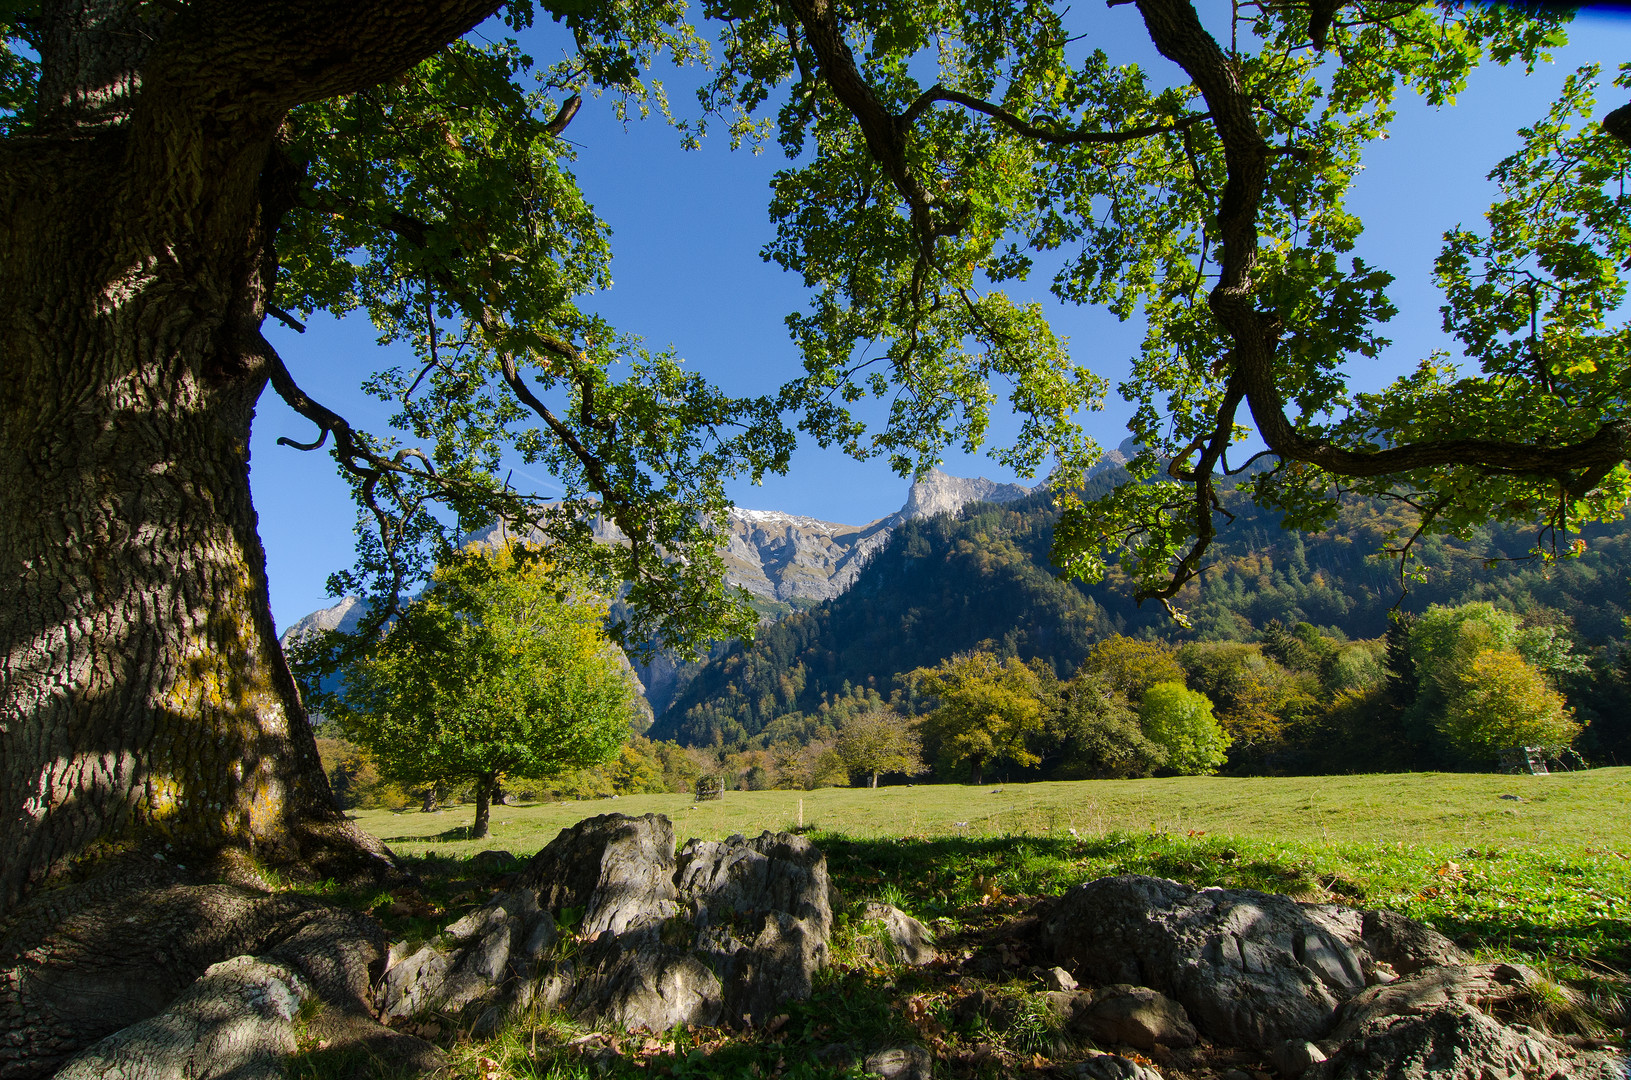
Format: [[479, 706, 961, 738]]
[[376, 886, 556, 1023], [674, 831, 833, 1026], [1072, 984, 1198, 1051], [1357, 909, 1466, 976], [1042, 875, 1366, 1050], [1306, 1002, 1614, 1080], [1305, 962, 1625, 1079], [376, 814, 833, 1034], [517, 813, 679, 937]]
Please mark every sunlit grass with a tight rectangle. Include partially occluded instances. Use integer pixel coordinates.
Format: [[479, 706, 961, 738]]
[[321, 769, 1631, 1078], [349, 767, 1631, 861]]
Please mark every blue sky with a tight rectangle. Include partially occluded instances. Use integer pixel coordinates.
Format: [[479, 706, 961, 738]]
[[251, 8, 1631, 631]]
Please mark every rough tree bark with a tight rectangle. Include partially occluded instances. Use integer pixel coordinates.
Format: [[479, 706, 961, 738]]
[[0, 0, 500, 919], [0, 2, 502, 1069]]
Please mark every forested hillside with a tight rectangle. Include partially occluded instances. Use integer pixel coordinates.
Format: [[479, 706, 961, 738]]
[[654, 470, 1631, 759]]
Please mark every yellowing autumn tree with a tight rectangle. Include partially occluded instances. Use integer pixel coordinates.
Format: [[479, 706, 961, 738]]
[[1437, 649, 1579, 764], [912, 653, 1046, 785]]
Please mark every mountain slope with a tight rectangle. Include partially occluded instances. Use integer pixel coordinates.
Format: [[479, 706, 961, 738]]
[[654, 474, 1631, 749]]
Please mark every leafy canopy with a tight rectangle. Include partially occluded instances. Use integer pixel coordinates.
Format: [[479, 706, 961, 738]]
[[911, 652, 1047, 782], [295, 544, 638, 796], [1138, 681, 1230, 776], [703, 0, 1630, 615], [6, 0, 1629, 633]]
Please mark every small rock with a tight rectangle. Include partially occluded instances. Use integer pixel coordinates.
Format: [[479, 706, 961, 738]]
[[1044, 965, 1079, 991], [1222, 1070, 1255, 1080], [1074, 1052, 1165, 1080], [1270, 1039, 1328, 1077], [953, 987, 1013, 1029], [1074, 984, 1198, 1051], [859, 903, 938, 966], [863, 1045, 932, 1080]]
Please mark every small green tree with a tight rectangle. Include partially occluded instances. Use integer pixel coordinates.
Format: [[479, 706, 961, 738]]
[[300, 545, 637, 839], [1138, 683, 1231, 776], [834, 708, 923, 788], [912, 653, 1045, 785]]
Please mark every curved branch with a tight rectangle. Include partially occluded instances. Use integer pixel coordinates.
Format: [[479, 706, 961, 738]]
[[544, 94, 582, 136], [1134, 0, 1631, 505], [903, 85, 1209, 146]]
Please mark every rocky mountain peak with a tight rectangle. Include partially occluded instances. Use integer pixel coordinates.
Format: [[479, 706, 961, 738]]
[[895, 468, 1034, 523]]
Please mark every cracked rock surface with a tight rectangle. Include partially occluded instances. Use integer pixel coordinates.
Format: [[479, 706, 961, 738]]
[[375, 813, 832, 1033], [1040, 874, 1624, 1079]]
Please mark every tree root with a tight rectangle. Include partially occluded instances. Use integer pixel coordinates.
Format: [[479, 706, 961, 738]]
[[0, 848, 437, 1080]]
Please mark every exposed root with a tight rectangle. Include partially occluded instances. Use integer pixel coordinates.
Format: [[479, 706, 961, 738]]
[[0, 842, 432, 1080]]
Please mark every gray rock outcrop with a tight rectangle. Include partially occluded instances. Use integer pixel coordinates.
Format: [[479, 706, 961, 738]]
[[1041, 875, 1625, 1079], [1308, 962, 1623, 1080], [375, 813, 831, 1033], [1043, 875, 1369, 1049], [377, 887, 555, 1024], [1071, 984, 1199, 1050]]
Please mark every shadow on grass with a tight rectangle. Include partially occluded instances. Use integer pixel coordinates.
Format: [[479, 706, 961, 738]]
[[380, 825, 475, 844]]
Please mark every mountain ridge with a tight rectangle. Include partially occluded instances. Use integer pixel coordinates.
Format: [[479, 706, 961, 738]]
[[280, 466, 1044, 703]]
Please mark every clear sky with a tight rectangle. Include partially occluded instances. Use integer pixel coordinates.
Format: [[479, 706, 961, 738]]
[[250, 8, 1631, 632]]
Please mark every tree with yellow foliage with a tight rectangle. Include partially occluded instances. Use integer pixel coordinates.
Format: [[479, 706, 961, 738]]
[[1438, 650, 1579, 764], [912, 653, 1046, 786]]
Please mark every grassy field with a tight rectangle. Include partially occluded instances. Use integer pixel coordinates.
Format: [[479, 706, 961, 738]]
[[299, 770, 1631, 1079], [352, 767, 1631, 860]]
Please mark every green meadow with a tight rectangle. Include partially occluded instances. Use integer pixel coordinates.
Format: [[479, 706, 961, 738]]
[[353, 767, 1631, 858], [304, 770, 1631, 1078]]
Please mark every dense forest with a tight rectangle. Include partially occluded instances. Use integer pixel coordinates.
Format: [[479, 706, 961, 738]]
[[652, 471, 1631, 773]]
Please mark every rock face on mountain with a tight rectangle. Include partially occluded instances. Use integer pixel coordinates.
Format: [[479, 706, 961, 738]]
[[718, 468, 1035, 608], [718, 510, 896, 607], [280, 594, 369, 647], [894, 468, 1033, 523], [280, 468, 1036, 674]]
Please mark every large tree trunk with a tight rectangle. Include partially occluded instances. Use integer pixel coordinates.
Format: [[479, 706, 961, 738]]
[[0, 0, 499, 916]]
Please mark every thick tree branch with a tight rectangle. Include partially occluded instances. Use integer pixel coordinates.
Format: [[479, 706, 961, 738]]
[[902, 85, 1208, 146], [1604, 101, 1631, 150], [1133, 0, 1631, 537], [784, 0, 940, 255], [544, 94, 582, 136]]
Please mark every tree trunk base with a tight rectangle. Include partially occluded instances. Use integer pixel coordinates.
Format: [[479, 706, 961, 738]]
[[0, 835, 419, 1080]]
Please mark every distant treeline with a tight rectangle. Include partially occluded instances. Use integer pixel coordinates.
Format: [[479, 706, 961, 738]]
[[652, 479, 1631, 772]]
